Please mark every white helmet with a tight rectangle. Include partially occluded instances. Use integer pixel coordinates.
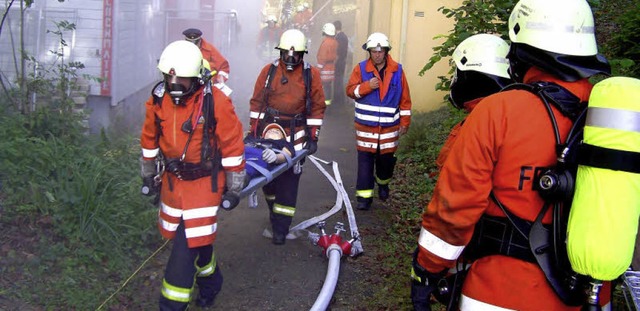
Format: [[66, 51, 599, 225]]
[[267, 15, 277, 23], [507, 0, 610, 82], [322, 23, 336, 36], [277, 29, 307, 52], [362, 32, 391, 51], [449, 34, 513, 109], [297, 5, 305, 12], [453, 34, 510, 79], [158, 40, 203, 78], [509, 0, 596, 56]]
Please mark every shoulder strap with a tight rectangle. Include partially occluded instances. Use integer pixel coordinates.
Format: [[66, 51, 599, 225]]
[[151, 81, 165, 106], [201, 82, 220, 192], [303, 62, 312, 116]]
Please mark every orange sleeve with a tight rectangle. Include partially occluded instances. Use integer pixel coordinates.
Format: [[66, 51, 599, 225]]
[[201, 39, 230, 79], [399, 70, 412, 128], [213, 90, 245, 172], [435, 122, 463, 170], [316, 38, 337, 66], [308, 66, 327, 127], [345, 62, 373, 99], [140, 95, 160, 160], [418, 98, 501, 272]]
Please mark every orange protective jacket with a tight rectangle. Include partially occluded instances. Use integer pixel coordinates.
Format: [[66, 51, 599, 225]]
[[200, 38, 230, 81], [249, 60, 326, 151], [435, 98, 482, 170], [316, 36, 338, 82], [346, 55, 412, 154], [417, 67, 613, 310], [140, 83, 245, 248]]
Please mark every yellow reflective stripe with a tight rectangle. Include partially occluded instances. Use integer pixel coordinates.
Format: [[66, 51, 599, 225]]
[[356, 189, 374, 198], [459, 294, 515, 311], [182, 206, 218, 220], [161, 201, 183, 218], [586, 107, 640, 133], [376, 176, 391, 185], [142, 148, 159, 158], [418, 227, 464, 261], [410, 267, 422, 283], [161, 278, 192, 303], [197, 253, 217, 277], [355, 102, 398, 114], [185, 224, 217, 239], [273, 204, 295, 216], [222, 155, 244, 167]]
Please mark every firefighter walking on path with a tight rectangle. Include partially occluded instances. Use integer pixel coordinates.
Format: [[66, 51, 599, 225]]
[[316, 23, 338, 106], [410, 0, 612, 310], [346, 32, 412, 211], [248, 28, 327, 245], [140, 40, 246, 310]]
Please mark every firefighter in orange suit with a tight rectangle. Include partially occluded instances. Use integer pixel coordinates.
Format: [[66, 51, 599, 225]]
[[316, 23, 338, 105], [183, 28, 230, 84], [435, 34, 513, 171], [410, 0, 612, 310], [249, 28, 326, 245], [140, 40, 246, 310], [346, 32, 412, 210]]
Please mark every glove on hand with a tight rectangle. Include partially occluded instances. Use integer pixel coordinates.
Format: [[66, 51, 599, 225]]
[[304, 140, 318, 155], [140, 158, 157, 178], [225, 170, 247, 195], [262, 148, 278, 164], [411, 248, 446, 311]]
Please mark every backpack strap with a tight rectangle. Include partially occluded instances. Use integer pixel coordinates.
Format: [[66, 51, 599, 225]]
[[151, 81, 165, 106], [201, 81, 220, 193]]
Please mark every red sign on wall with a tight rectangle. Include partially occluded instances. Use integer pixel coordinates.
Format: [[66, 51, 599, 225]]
[[100, 0, 113, 96]]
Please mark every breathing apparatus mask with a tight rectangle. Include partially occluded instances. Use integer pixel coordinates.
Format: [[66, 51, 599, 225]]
[[280, 48, 303, 71], [163, 71, 201, 105]]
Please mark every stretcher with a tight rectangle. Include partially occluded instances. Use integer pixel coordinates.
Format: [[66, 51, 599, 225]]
[[623, 268, 640, 310]]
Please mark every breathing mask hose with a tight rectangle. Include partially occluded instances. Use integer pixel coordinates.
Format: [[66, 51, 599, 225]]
[[566, 77, 640, 283]]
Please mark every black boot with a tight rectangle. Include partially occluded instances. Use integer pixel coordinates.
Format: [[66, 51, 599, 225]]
[[356, 197, 372, 210], [272, 231, 287, 245], [196, 266, 223, 308], [378, 184, 389, 201]]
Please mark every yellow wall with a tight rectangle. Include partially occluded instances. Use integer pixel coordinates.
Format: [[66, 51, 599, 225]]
[[354, 0, 462, 112]]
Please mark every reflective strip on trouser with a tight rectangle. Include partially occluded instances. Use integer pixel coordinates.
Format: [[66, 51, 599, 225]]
[[160, 221, 220, 311], [263, 166, 302, 235], [356, 150, 395, 199], [459, 294, 516, 311]]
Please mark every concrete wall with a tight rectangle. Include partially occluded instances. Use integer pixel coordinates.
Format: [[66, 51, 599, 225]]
[[353, 0, 462, 112]]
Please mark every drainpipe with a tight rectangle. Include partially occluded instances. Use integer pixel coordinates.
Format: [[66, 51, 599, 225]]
[[399, 0, 409, 64]]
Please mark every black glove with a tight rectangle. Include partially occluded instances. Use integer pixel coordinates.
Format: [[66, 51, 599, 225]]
[[411, 248, 446, 311], [304, 140, 318, 155]]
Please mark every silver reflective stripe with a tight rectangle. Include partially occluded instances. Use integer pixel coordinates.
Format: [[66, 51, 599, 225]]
[[160, 218, 179, 232], [142, 148, 159, 158], [250, 111, 265, 119], [459, 294, 516, 311], [355, 102, 398, 114], [355, 112, 400, 123], [222, 155, 244, 167], [356, 130, 399, 140], [400, 109, 411, 116], [357, 140, 377, 149], [354, 85, 361, 98], [586, 107, 640, 133], [161, 201, 183, 218], [185, 223, 217, 238], [379, 141, 399, 150], [418, 227, 464, 260], [182, 206, 218, 220], [307, 118, 323, 126]]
